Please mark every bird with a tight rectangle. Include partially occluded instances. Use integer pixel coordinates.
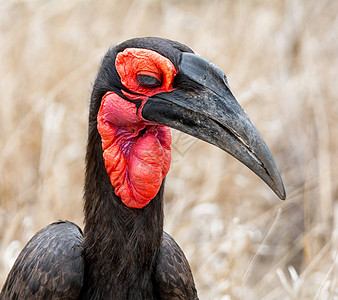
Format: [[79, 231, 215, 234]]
[[0, 37, 285, 299]]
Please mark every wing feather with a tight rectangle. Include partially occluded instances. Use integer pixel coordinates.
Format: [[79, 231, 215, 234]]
[[154, 231, 198, 300], [1, 221, 84, 300]]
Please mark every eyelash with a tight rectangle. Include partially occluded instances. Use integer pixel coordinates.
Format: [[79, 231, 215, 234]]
[[136, 74, 162, 88]]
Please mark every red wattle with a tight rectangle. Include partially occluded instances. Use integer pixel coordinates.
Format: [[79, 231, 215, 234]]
[[97, 92, 172, 208]]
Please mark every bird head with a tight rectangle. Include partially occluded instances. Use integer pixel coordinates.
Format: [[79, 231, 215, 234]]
[[91, 37, 285, 209]]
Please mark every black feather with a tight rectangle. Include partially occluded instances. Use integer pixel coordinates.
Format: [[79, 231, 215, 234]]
[[0, 221, 84, 300]]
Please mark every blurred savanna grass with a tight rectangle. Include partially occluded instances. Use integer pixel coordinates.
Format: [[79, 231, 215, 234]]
[[0, 0, 337, 299]]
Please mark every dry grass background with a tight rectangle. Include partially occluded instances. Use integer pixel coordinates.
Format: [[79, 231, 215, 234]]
[[0, 0, 337, 299]]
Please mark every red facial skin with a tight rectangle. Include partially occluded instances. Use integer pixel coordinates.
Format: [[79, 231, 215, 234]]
[[97, 48, 177, 208]]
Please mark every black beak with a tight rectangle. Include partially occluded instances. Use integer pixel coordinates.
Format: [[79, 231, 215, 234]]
[[142, 53, 285, 200]]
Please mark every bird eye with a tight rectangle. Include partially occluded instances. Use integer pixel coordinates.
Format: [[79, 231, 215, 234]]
[[136, 74, 161, 88]]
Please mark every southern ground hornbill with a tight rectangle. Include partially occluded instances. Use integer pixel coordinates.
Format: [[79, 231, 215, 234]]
[[1, 37, 285, 299]]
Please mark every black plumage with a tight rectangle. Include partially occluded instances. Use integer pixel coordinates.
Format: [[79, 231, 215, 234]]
[[1, 221, 84, 299]]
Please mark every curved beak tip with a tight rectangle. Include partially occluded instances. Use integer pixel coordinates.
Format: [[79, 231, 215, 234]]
[[277, 183, 286, 200], [273, 187, 286, 201], [269, 172, 286, 200]]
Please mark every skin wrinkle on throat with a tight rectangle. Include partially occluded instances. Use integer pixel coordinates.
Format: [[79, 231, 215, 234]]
[[97, 92, 171, 208]]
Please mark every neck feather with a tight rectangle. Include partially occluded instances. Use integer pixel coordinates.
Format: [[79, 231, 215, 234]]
[[82, 124, 164, 299]]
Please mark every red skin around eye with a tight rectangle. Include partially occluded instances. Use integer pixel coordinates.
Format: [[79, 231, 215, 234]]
[[97, 92, 171, 208], [115, 48, 177, 97], [97, 49, 177, 208]]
